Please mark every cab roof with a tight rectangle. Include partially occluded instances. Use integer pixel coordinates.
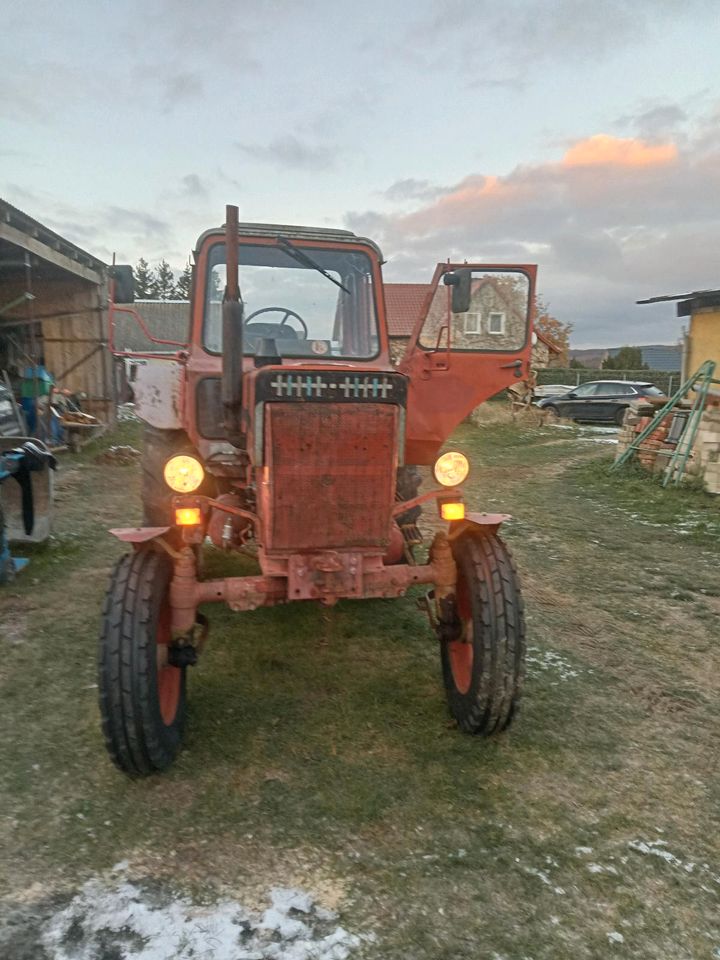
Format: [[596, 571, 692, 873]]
[[195, 222, 384, 262]]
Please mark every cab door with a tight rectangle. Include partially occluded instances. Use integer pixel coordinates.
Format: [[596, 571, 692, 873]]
[[397, 263, 536, 464]]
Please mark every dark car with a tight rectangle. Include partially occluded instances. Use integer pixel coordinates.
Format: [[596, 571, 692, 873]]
[[536, 380, 666, 425]]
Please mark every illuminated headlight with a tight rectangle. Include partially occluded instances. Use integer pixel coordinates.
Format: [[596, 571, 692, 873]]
[[433, 451, 469, 487], [164, 455, 205, 493]]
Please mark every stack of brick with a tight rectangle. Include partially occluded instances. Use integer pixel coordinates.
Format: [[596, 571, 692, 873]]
[[615, 399, 674, 472], [691, 402, 720, 493], [615, 395, 720, 493]]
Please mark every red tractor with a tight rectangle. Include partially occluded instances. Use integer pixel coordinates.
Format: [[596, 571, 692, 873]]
[[101, 206, 536, 775]]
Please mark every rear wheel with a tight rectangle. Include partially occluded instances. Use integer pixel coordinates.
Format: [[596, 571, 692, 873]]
[[543, 405, 560, 423], [440, 533, 525, 734], [615, 406, 627, 426], [98, 549, 186, 775]]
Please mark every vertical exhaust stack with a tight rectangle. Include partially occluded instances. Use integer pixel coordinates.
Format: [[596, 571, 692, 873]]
[[222, 204, 245, 447]]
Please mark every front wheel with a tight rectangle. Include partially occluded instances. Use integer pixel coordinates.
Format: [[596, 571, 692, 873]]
[[440, 533, 525, 734], [98, 549, 186, 775]]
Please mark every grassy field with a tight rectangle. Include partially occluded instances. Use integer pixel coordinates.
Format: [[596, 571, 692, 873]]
[[1, 415, 719, 958]]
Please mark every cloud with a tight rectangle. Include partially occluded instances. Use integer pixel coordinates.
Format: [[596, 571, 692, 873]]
[[614, 101, 689, 140], [180, 174, 209, 198], [237, 135, 337, 170], [346, 123, 720, 345], [562, 134, 678, 168], [383, 178, 446, 203], [400, 0, 716, 88]]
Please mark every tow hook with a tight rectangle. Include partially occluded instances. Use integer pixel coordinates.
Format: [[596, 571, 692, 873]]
[[169, 613, 208, 667]]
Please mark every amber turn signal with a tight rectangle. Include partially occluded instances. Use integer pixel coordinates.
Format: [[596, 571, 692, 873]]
[[175, 507, 202, 526], [440, 501, 465, 521], [164, 455, 205, 493]]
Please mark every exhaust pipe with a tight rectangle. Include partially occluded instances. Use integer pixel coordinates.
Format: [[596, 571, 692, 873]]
[[222, 204, 244, 447]]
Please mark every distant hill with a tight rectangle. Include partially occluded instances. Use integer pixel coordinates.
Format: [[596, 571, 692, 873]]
[[569, 344, 682, 371]]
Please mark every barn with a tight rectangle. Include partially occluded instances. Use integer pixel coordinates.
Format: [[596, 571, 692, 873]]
[[0, 199, 113, 435]]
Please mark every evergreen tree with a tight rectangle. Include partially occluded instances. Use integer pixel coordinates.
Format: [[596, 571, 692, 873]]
[[134, 258, 156, 299], [154, 259, 176, 300], [175, 262, 192, 300]]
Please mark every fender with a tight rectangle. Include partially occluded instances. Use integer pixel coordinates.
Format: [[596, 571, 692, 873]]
[[447, 512, 511, 539]]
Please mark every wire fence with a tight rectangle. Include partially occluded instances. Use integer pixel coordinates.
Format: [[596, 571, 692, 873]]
[[536, 367, 681, 396]]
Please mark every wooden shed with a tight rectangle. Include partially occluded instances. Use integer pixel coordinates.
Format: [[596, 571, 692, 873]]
[[0, 199, 114, 428]]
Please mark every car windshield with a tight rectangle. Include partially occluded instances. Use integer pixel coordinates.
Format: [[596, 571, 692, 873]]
[[203, 242, 379, 359]]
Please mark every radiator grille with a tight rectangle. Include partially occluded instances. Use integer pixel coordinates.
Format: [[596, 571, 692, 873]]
[[265, 403, 398, 551]]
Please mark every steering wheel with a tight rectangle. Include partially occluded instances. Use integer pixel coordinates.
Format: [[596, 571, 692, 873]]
[[244, 306, 308, 339]]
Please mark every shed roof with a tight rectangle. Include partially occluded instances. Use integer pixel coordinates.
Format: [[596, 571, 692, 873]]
[[0, 198, 106, 282]]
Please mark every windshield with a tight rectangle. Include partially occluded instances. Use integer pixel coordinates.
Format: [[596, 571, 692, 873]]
[[204, 242, 379, 359]]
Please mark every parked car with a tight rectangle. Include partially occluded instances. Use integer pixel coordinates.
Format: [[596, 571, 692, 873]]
[[536, 380, 666, 425], [532, 383, 575, 400]]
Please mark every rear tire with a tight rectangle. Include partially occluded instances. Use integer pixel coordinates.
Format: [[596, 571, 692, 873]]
[[440, 533, 525, 735], [615, 406, 627, 426], [98, 549, 186, 776], [543, 405, 560, 423]]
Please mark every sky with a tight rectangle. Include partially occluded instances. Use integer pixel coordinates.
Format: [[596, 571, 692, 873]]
[[1, 0, 719, 347]]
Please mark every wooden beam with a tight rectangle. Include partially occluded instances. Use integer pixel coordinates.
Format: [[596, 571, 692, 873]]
[[0, 221, 105, 285]]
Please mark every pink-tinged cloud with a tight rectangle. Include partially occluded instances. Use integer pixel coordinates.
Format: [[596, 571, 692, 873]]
[[562, 134, 678, 168]]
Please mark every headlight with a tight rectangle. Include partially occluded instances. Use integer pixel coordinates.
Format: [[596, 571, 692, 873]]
[[433, 451, 469, 487], [164, 455, 205, 493]]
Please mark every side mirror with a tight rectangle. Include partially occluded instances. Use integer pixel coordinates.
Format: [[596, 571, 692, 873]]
[[110, 265, 135, 304], [443, 268, 472, 313]]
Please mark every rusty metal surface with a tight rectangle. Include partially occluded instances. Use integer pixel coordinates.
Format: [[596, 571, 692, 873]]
[[287, 551, 363, 601], [264, 402, 398, 552], [131, 358, 184, 429]]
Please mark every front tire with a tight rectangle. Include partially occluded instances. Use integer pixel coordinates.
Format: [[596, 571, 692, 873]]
[[98, 549, 186, 775], [440, 533, 525, 735]]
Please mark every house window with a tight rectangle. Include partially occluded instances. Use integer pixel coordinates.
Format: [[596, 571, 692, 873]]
[[464, 313, 481, 334], [488, 311, 505, 334]]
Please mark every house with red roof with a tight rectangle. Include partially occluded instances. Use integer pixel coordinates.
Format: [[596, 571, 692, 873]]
[[384, 281, 563, 369]]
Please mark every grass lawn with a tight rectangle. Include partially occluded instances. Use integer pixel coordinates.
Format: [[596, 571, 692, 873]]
[[1, 415, 719, 958]]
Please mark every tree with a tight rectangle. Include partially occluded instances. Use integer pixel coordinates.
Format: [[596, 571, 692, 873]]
[[154, 259, 177, 300], [175, 262, 192, 300], [569, 357, 585, 369], [133, 258, 156, 299], [534, 297, 572, 366], [601, 346, 648, 371]]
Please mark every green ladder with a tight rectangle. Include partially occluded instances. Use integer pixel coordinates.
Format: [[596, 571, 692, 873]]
[[612, 360, 718, 486]]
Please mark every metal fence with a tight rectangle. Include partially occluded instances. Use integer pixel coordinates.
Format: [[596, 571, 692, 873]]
[[536, 368, 680, 396]]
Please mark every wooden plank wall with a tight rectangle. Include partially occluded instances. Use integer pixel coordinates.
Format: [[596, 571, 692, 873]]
[[0, 276, 115, 425]]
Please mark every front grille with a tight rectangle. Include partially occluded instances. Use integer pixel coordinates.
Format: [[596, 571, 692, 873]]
[[265, 402, 398, 552]]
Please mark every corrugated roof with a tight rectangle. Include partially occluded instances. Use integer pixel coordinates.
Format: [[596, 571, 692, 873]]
[[384, 283, 429, 337]]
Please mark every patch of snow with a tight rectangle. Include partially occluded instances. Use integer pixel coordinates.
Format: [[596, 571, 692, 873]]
[[607, 931, 625, 945], [521, 867, 565, 895], [526, 647, 581, 683], [575, 846, 593, 856], [40, 877, 366, 960], [587, 863, 619, 875]]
